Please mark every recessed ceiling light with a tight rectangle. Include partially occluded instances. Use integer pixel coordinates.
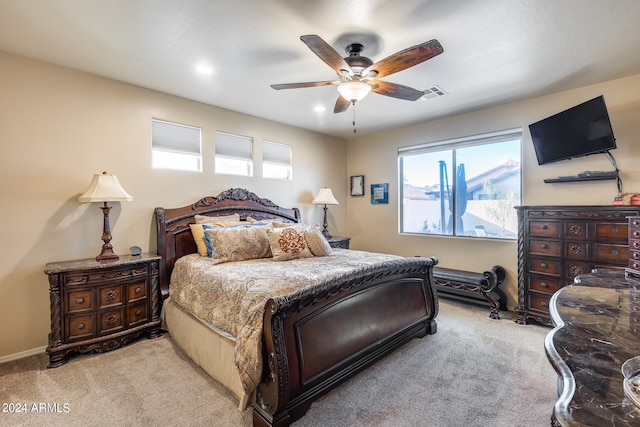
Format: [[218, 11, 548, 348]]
[[195, 64, 213, 75], [313, 105, 326, 113]]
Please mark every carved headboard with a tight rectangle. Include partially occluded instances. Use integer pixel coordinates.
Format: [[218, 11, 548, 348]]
[[154, 188, 301, 300]]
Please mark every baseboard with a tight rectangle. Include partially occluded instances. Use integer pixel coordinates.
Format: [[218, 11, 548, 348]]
[[0, 345, 47, 364]]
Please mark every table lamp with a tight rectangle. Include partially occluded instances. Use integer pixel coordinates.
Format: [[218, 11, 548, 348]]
[[79, 171, 133, 261], [312, 187, 338, 239]]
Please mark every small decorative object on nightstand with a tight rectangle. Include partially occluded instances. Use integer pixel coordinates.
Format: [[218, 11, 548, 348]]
[[327, 236, 351, 249], [312, 187, 339, 239], [44, 253, 162, 367]]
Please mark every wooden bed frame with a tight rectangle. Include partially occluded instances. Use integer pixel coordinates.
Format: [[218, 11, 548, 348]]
[[155, 188, 439, 427]]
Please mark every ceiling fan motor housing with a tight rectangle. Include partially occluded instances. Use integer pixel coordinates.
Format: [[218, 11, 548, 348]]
[[344, 43, 373, 75]]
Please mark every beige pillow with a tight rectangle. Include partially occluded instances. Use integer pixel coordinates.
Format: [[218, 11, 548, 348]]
[[195, 213, 241, 224], [304, 227, 332, 257], [189, 220, 245, 256], [267, 226, 314, 261], [205, 226, 272, 264]]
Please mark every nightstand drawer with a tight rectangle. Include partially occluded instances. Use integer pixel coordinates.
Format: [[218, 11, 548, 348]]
[[127, 303, 149, 327], [528, 276, 562, 294], [99, 284, 123, 308], [528, 292, 552, 314], [63, 264, 150, 286], [127, 281, 147, 302], [98, 309, 125, 335], [66, 290, 92, 313], [67, 315, 94, 341]]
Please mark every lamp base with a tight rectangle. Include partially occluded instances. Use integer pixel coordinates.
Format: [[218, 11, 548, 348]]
[[96, 243, 119, 262], [321, 228, 332, 240]]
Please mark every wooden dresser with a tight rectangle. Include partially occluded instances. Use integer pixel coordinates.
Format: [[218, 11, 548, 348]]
[[45, 253, 162, 367], [515, 205, 639, 325]]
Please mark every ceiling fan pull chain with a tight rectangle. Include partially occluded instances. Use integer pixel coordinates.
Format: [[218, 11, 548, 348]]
[[352, 102, 357, 133]]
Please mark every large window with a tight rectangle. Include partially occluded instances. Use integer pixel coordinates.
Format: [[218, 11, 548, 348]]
[[151, 119, 202, 172], [215, 131, 253, 176], [399, 129, 522, 239], [262, 140, 292, 180]]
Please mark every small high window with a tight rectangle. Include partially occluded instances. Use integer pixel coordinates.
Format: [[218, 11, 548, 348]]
[[215, 131, 253, 176], [263, 141, 292, 180], [151, 119, 202, 172]]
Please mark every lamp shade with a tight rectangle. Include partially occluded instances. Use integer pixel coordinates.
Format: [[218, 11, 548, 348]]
[[312, 187, 338, 205], [337, 81, 372, 103], [79, 171, 133, 203]]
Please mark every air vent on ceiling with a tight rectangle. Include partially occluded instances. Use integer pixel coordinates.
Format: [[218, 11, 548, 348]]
[[421, 85, 447, 100]]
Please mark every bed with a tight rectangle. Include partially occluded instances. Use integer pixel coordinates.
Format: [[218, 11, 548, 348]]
[[155, 188, 439, 427]]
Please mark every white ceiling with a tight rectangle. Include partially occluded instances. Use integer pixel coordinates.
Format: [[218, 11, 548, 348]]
[[1, 0, 640, 140]]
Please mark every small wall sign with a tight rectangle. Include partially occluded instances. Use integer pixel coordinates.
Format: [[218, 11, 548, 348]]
[[370, 183, 388, 204]]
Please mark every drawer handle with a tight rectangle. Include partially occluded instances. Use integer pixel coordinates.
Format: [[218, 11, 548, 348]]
[[634, 220, 640, 226], [106, 314, 118, 325], [135, 310, 142, 317], [611, 249, 619, 255], [635, 241, 640, 248], [76, 297, 84, 304], [540, 262, 548, 269], [541, 282, 548, 288], [77, 323, 85, 330], [635, 231, 640, 238], [634, 253, 640, 260], [542, 225, 548, 230], [541, 302, 548, 308], [135, 287, 142, 294], [541, 244, 548, 250], [611, 227, 619, 233]]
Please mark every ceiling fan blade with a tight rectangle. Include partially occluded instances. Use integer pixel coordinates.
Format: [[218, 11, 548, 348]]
[[271, 81, 337, 90], [301, 35, 351, 75], [370, 80, 424, 101], [334, 96, 351, 113], [363, 39, 443, 79]]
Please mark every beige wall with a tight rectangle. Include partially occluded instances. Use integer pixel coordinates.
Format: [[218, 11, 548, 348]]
[[0, 51, 347, 359], [347, 73, 640, 310]]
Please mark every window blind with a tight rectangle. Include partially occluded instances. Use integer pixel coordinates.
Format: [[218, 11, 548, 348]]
[[152, 119, 201, 155], [263, 141, 292, 166], [215, 131, 252, 160], [398, 128, 522, 157]]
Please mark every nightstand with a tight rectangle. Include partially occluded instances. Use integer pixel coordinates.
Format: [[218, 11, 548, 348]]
[[44, 253, 162, 367], [327, 236, 351, 249]]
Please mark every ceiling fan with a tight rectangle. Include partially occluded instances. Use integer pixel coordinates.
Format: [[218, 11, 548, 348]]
[[271, 35, 444, 114]]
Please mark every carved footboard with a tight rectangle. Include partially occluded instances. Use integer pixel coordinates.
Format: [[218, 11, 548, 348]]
[[253, 256, 438, 427]]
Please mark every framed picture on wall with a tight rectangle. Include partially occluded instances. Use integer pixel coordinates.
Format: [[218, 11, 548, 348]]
[[371, 183, 388, 204], [350, 175, 365, 196]]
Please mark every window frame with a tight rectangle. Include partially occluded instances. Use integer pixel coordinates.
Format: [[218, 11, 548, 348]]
[[262, 140, 293, 180], [398, 128, 522, 240], [214, 131, 254, 177], [151, 119, 202, 172]]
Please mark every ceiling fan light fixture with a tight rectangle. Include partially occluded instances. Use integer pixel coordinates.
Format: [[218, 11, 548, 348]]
[[337, 81, 371, 102]]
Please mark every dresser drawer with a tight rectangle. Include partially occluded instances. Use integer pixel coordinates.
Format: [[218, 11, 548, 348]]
[[565, 261, 590, 279], [593, 243, 628, 264], [66, 315, 94, 341], [564, 242, 589, 260], [528, 276, 563, 294], [528, 292, 552, 314], [529, 240, 561, 257], [594, 222, 628, 242], [564, 221, 588, 240], [529, 221, 560, 238], [529, 257, 561, 277], [66, 290, 92, 313], [98, 309, 125, 335]]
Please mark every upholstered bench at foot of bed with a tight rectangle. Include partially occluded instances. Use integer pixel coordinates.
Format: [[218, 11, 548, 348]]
[[433, 265, 506, 319]]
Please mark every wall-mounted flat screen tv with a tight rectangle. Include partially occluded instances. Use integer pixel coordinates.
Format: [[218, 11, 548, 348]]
[[529, 95, 616, 165]]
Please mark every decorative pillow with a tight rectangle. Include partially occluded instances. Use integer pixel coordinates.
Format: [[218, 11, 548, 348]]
[[246, 216, 284, 224], [189, 220, 244, 256], [304, 227, 332, 257], [195, 213, 241, 224], [204, 225, 272, 264], [267, 226, 314, 261]]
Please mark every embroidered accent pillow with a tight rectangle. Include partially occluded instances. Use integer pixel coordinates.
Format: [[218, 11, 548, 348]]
[[267, 226, 314, 261], [205, 225, 272, 264]]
